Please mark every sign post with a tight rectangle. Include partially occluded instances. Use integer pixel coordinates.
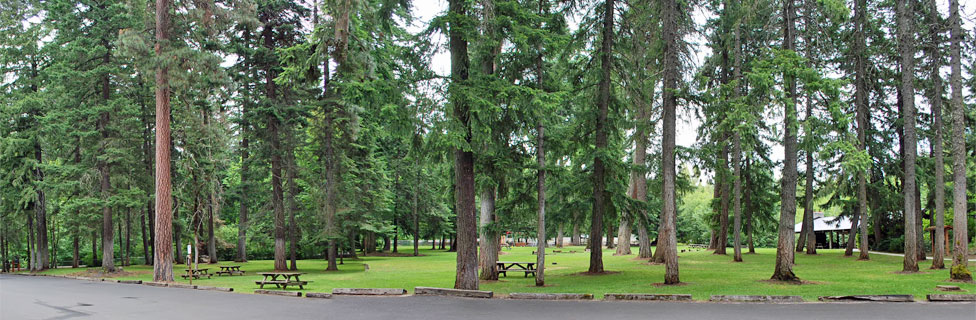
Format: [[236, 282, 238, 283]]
[[186, 245, 192, 285]]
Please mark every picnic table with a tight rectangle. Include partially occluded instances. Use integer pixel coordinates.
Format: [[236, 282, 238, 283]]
[[181, 268, 212, 279], [216, 265, 245, 276], [496, 261, 536, 278], [255, 272, 308, 290]]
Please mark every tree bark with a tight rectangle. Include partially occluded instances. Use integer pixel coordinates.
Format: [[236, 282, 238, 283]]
[[33, 143, 48, 270], [260, 18, 288, 271], [631, 93, 652, 259], [448, 0, 478, 290], [897, 0, 919, 273], [948, 0, 971, 281], [125, 209, 132, 266], [478, 187, 498, 280], [571, 219, 581, 246], [286, 133, 299, 270], [772, 0, 800, 282], [589, 0, 614, 274], [237, 69, 250, 262], [99, 47, 115, 272], [745, 157, 755, 254], [91, 230, 97, 267], [72, 232, 80, 268], [556, 224, 564, 248], [715, 144, 729, 255], [660, 0, 680, 284], [413, 167, 421, 257], [854, 0, 870, 261], [536, 123, 546, 286], [153, 0, 174, 282], [731, 18, 744, 262]]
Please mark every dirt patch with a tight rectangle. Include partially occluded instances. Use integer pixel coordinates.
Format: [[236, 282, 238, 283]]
[[651, 282, 690, 287], [68, 268, 148, 278], [364, 252, 425, 257], [943, 278, 976, 284], [891, 270, 931, 275], [570, 271, 621, 276], [759, 279, 823, 285]]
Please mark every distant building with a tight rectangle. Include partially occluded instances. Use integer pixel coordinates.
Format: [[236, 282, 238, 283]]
[[794, 212, 853, 249]]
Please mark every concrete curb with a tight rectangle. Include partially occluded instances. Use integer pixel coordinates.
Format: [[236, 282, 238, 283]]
[[604, 294, 693, 302], [332, 288, 407, 296], [414, 287, 493, 298], [195, 286, 234, 292], [818, 295, 914, 302], [306, 292, 333, 299], [926, 294, 976, 302], [709, 295, 804, 303], [508, 293, 593, 300], [167, 283, 198, 289], [255, 289, 302, 297]]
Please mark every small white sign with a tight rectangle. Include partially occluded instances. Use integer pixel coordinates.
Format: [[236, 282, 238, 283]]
[[187, 244, 192, 255]]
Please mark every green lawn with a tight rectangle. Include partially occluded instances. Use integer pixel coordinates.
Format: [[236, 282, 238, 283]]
[[27, 246, 976, 301]]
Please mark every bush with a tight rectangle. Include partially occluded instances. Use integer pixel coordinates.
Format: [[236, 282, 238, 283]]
[[877, 235, 904, 253]]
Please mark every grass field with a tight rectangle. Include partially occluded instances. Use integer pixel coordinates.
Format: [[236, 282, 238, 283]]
[[26, 246, 976, 301]]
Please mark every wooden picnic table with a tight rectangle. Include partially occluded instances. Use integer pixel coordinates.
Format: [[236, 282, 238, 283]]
[[181, 268, 211, 279], [216, 265, 245, 276], [496, 261, 536, 278], [255, 272, 308, 290]]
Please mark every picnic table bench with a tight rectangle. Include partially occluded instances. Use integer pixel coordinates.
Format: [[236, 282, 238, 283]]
[[255, 272, 308, 290], [496, 261, 536, 278], [181, 268, 212, 279], [216, 265, 245, 276]]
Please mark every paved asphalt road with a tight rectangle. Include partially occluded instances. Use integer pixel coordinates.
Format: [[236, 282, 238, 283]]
[[1, 274, 974, 320]]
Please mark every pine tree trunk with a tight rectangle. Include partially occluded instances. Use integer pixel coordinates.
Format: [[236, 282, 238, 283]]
[[207, 198, 217, 264], [91, 230, 97, 267], [915, 187, 925, 261], [125, 209, 132, 266], [33, 145, 48, 270], [141, 209, 149, 265], [571, 220, 581, 246], [897, 0, 919, 272], [99, 59, 115, 272], [772, 0, 800, 282], [478, 187, 498, 280], [286, 137, 299, 270], [927, 0, 945, 268], [615, 218, 632, 255], [660, 0, 680, 284], [606, 223, 615, 249], [731, 21, 744, 262], [72, 232, 79, 268], [716, 144, 729, 255], [448, 0, 478, 290], [556, 224, 564, 248], [237, 103, 250, 263], [589, 0, 614, 274], [845, 210, 860, 256], [855, 0, 871, 261], [631, 92, 651, 259], [745, 158, 755, 254], [413, 170, 420, 257], [153, 0, 174, 282], [536, 122, 546, 286], [948, 0, 971, 281]]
